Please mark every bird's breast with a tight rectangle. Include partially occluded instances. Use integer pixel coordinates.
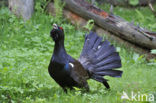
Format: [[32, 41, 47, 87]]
[[48, 61, 70, 79], [48, 61, 77, 87]]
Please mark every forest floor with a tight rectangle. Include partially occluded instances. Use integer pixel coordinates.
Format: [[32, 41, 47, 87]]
[[0, 2, 156, 103]]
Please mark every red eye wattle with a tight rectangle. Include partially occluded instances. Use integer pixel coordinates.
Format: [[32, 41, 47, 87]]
[[59, 27, 63, 30]]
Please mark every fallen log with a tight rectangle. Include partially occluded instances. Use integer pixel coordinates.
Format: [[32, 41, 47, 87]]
[[63, 0, 156, 50], [47, 2, 156, 59]]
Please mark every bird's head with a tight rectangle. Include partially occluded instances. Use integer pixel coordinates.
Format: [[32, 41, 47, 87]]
[[50, 24, 64, 42]]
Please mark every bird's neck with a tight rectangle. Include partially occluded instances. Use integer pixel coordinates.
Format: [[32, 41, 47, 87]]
[[53, 40, 67, 56]]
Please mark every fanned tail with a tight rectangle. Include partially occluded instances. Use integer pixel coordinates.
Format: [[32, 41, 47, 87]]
[[78, 32, 122, 89]]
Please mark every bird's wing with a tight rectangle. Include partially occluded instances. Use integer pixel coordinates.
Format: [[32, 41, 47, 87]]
[[66, 60, 89, 87]]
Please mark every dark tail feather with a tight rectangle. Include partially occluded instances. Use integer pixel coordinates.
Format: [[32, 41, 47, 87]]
[[79, 32, 122, 88], [94, 70, 123, 77], [94, 53, 120, 67], [80, 32, 99, 57], [94, 61, 121, 72]]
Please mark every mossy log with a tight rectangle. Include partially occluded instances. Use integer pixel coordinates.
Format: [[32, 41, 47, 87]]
[[63, 0, 156, 50], [47, 2, 156, 59]]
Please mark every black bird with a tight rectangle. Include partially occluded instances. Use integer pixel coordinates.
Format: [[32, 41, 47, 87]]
[[48, 24, 122, 92]]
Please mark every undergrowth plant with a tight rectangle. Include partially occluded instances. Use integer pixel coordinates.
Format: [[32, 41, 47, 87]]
[[0, 2, 156, 103], [83, 19, 94, 31], [54, 0, 65, 24]]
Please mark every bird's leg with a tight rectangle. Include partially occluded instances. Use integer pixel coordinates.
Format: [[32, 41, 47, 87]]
[[84, 83, 90, 92], [63, 87, 74, 93], [63, 88, 67, 93], [69, 87, 74, 90], [80, 81, 90, 92]]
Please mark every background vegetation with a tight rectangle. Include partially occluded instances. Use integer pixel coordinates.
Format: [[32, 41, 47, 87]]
[[0, 0, 156, 103]]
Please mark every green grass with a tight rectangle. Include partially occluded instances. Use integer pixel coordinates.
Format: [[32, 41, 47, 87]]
[[0, 3, 156, 103]]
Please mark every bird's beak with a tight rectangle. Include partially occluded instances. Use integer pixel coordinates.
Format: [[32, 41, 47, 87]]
[[53, 24, 58, 29]]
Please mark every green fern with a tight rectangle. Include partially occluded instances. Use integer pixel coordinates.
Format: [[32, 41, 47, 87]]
[[83, 19, 94, 31]]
